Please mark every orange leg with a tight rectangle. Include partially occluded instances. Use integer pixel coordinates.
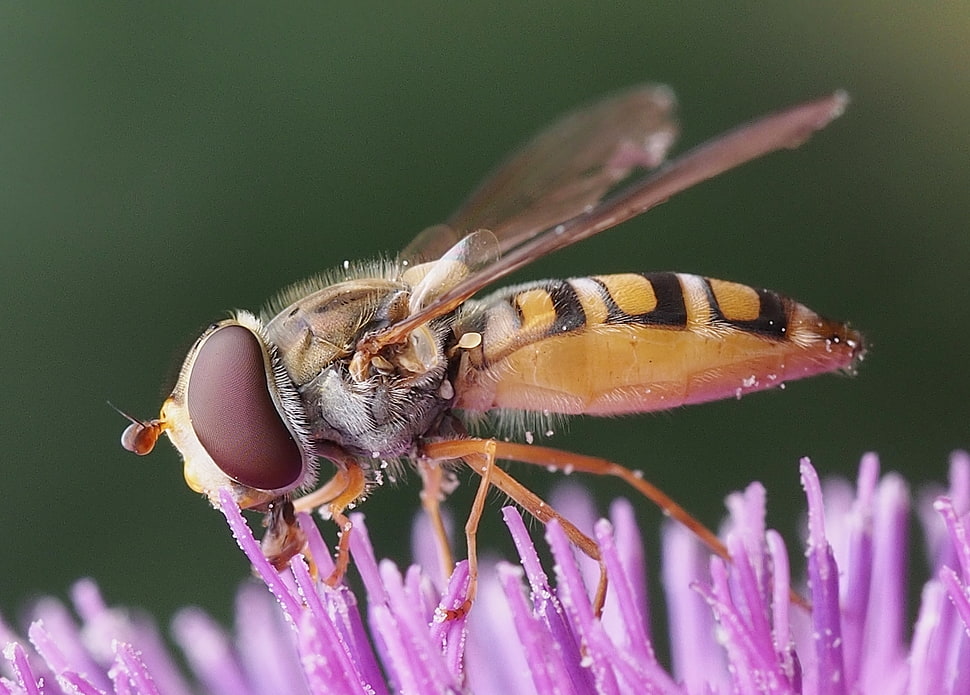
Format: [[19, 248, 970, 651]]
[[440, 445, 498, 619], [427, 438, 730, 562], [422, 438, 609, 618], [292, 463, 367, 587], [423, 438, 811, 611], [417, 459, 456, 581], [292, 469, 356, 514]]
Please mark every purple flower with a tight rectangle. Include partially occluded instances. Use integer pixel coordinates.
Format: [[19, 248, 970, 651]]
[[4, 452, 970, 694]]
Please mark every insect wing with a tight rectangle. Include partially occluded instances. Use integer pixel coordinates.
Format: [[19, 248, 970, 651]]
[[400, 84, 678, 264], [405, 229, 501, 313], [372, 91, 849, 351]]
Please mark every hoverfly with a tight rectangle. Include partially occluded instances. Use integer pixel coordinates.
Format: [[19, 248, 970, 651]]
[[122, 85, 863, 616]]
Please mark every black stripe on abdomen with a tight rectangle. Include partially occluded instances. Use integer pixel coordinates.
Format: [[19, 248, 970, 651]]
[[597, 272, 689, 327], [704, 279, 790, 339], [547, 280, 586, 333]]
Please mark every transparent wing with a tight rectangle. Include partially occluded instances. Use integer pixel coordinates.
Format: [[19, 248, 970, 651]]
[[367, 91, 849, 353], [404, 229, 501, 314], [400, 84, 678, 263]]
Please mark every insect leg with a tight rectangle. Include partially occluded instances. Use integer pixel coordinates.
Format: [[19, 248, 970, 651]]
[[323, 464, 367, 587], [475, 439, 811, 610], [292, 463, 367, 586], [466, 439, 730, 562], [421, 438, 609, 618], [441, 443, 499, 620], [292, 471, 355, 513], [417, 460, 456, 582]]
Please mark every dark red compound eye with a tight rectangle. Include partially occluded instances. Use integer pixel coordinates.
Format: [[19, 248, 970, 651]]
[[187, 325, 304, 491]]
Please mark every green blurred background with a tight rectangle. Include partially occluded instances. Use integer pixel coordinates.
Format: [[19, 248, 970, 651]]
[[1, 2, 967, 632]]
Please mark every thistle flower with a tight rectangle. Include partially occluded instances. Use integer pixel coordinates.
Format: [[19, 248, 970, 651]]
[[3, 452, 970, 694]]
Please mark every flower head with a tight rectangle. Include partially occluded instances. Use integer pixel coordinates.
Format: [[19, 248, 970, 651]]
[[4, 452, 970, 694]]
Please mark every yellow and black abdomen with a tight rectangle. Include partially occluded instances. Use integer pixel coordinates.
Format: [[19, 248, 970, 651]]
[[452, 272, 864, 415]]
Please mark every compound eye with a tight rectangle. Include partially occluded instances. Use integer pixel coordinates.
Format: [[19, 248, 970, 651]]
[[187, 325, 303, 491]]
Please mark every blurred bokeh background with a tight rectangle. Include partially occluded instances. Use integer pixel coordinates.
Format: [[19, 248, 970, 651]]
[[2, 2, 967, 637]]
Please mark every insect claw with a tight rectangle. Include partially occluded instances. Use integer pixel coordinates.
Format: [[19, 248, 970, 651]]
[[438, 598, 472, 622]]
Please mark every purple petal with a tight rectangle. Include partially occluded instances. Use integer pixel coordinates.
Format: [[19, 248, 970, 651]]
[[662, 521, 725, 692], [502, 507, 594, 692], [606, 499, 649, 637], [800, 459, 847, 695], [217, 489, 301, 620], [347, 511, 388, 606], [497, 562, 567, 694], [936, 497, 970, 583], [233, 584, 312, 695], [296, 511, 335, 580], [766, 530, 799, 686], [26, 621, 106, 695], [836, 453, 878, 687], [860, 473, 910, 690], [463, 561, 534, 694], [171, 609, 255, 695], [108, 641, 161, 695], [294, 606, 359, 695], [546, 520, 621, 695], [594, 516, 651, 661], [3, 642, 42, 695]]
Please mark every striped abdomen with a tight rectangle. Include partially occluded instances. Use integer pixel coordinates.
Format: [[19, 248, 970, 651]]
[[452, 272, 864, 415]]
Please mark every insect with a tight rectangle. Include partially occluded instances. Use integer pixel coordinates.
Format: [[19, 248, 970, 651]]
[[121, 85, 863, 616]]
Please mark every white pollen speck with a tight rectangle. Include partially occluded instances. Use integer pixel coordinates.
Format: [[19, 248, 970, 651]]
[[371, 451, 380, 458], [735, 387, 743, 400], [633, 470, 644, 479], [742, 375, 757, 388], [545, 429, 554, 437], [524, 431, 534, 444], [554, 224, 566, 235], [563, 464, 574, 475], [343, 259, 350, 270]]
